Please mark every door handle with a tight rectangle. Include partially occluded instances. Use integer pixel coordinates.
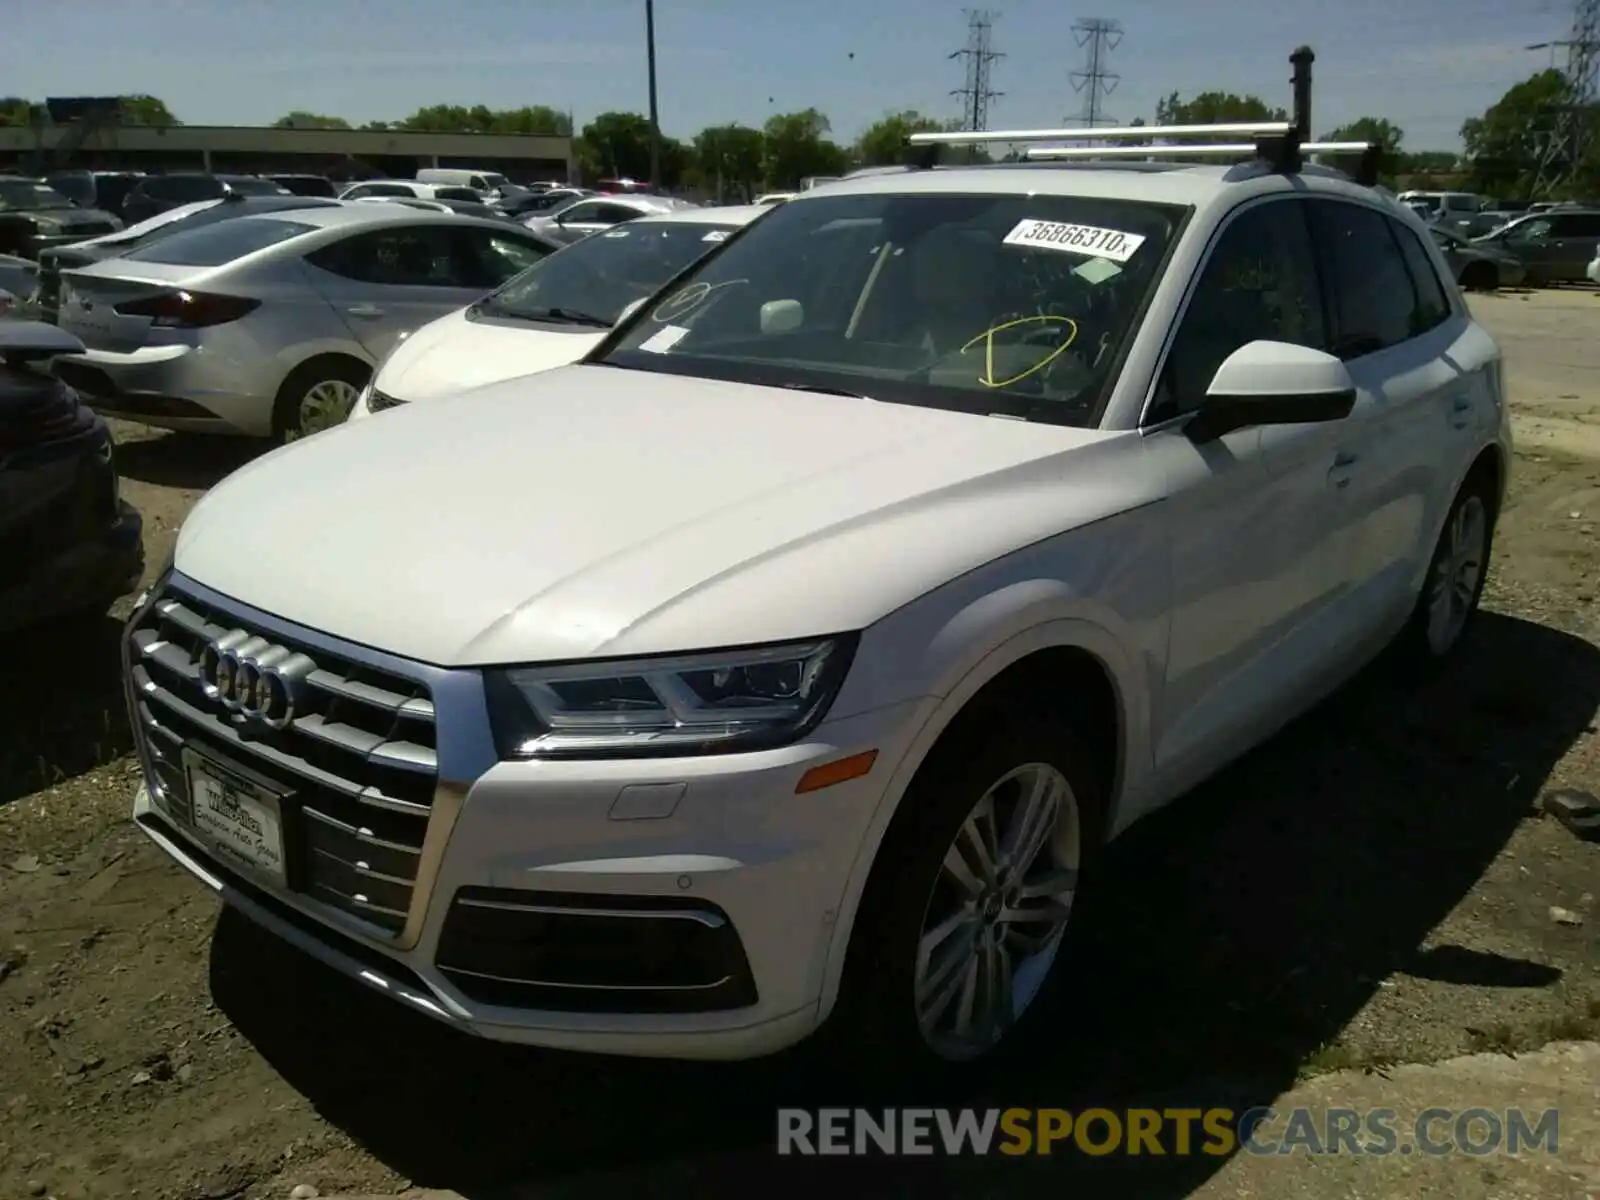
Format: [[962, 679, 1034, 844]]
[[1449, 396, 1473, 429], [346, 304, 384, 318], [1328, 451, 1360, 490]]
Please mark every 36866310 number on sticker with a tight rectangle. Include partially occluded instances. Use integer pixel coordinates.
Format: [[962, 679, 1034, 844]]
[[1002, 219, 1147, 263]]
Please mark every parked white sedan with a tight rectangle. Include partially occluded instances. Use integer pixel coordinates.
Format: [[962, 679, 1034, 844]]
[[348, 204, 765, 419]]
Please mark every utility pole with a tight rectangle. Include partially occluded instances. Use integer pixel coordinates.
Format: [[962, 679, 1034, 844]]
[[950, 10, 1004, 131], [1525, 0, 1599, 194], [645, 0, 661, 186], [1069, 17, 1122, 132]]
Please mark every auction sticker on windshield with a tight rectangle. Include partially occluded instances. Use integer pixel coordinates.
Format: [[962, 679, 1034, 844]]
[[640, 324, 690, 354], [1003, 219, 1146, 262]]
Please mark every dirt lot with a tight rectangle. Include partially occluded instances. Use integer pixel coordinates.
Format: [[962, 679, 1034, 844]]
[[1, 291, 1598, 1200]]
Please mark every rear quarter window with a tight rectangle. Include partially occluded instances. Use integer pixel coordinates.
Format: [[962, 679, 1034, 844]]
[[120, 218, 315, 266]]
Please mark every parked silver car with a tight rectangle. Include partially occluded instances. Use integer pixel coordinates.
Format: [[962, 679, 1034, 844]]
[[51, 205, 557, 439], [522, 194, 686, 246]]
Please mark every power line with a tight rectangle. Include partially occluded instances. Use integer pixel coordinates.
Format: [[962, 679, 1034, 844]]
[[950, 9, 1004, 131], [1069, 17, 1122, 129]]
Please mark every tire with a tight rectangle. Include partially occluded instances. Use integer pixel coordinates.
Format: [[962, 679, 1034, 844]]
[[831, 709, 1104, 1076], [1459, 262, 1498, 292], [271, 356, 370, 442], [1395, 470, 1497, 670]]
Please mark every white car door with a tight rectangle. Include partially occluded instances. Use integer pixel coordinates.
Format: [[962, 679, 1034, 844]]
[[1141, 197, 1357, 797], [1304, 200, 1467, 642]]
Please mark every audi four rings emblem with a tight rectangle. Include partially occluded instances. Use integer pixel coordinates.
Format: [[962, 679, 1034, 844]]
[[198, 630, 315, 729]]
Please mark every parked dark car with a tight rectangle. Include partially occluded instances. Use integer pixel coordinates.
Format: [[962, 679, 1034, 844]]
[[0, 321, 142, 635], [121, 174, 290, 226], [494, 186, 592, 218], [1470, 207, 1600, 285], [1427, 224, 1526, 290], [44, 171, 146, 220], [0, 177, 123, 260], [266, 173, 338, 198], [32, 194, 344, 323]]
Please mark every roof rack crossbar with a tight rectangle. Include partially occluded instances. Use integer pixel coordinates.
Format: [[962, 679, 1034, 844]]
[[1025, 140, 1374, 160], [908, 121, 1292, 147]]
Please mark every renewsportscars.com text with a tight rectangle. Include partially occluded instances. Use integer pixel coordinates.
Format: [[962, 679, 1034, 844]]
[[776, 1106, 1561, 1157]]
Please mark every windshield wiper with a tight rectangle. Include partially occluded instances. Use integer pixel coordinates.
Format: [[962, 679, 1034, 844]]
[[521, 306, 613, 328], [779, 382, 873, 400]]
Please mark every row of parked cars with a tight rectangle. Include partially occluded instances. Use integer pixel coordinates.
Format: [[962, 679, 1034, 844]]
[[1398, 189, 1600, 289], [0, 171, 743, 439]]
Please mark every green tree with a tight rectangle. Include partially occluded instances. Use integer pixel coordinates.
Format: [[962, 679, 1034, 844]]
[[360, 120, 392, 131], [856, 109, 943, 165], [0, 97, 33, 127], [397, 104, 570, 135], [1461, 69, 1574, 199], [578, 111, 656, 180], [762, 108, 849, 187], [1319, 116, 1405, 182], [117, 95, 179, 126], [692, 124, 765, 199], [1154, 91, 1288, 126], [273, 111, 351, 129]]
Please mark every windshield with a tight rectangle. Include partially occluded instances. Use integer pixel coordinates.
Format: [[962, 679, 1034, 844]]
[[475, 220, 742, 327], [121, 217, 314, 265], [598, 192, 1183, 427], [483, 174, 510, 190], [0, 180, 75, 211]]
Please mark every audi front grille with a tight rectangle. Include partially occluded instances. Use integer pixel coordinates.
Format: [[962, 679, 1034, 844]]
[[125, 576, 440, 937]]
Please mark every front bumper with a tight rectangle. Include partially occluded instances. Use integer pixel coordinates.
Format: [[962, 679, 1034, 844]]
[[54, 346, 274, 437], [125, 572, 919, 1059]]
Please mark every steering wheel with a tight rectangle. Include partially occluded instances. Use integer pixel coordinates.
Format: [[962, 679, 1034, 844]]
[[955, 314, 1081, 389]]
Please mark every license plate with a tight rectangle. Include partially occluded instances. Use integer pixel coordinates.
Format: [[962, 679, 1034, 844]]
[[183, 751, 288, 885]]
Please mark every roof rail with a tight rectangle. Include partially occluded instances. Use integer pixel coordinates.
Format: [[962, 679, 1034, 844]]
[[902, 46, 1386, 188], [1024, 141, 1372, 160], [908, 121, 1293, 147]]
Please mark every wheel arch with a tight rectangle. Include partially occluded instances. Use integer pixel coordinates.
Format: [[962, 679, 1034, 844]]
[[815, 617, 1146, 1024], [270, 350, 374, 437]]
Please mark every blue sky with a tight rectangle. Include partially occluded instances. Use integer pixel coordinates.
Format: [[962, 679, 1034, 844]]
[[0, 0, 1575, 150]]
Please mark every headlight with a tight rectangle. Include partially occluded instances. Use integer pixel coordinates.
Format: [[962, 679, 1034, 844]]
[[485, 636, 857, 760], [32, 216, 60, 235]]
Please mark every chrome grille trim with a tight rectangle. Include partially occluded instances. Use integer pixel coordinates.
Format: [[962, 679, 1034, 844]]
[[122, 572, 497, 943]]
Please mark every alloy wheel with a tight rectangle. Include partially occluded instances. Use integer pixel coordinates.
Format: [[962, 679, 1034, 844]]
[[913, 761, 1081, 1061], [1426, 494, 1488, 655]]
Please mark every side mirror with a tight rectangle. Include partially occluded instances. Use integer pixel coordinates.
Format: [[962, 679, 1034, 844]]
[[1189, 341, 1355, 440]]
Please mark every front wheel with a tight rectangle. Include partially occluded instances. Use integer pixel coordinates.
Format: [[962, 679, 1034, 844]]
[[1460, 261, 1499, 292], [834, 712, 1102, 1072]]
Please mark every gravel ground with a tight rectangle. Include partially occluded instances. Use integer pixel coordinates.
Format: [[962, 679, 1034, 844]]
[[0, 290, 1596, 1200]]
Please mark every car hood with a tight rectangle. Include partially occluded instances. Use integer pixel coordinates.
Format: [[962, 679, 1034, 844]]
[[376, 306, 604, 402], [175, 365, 1135, 666]]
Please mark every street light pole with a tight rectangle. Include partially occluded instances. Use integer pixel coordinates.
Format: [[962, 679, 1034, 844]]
[[646, 0, 661, 186]]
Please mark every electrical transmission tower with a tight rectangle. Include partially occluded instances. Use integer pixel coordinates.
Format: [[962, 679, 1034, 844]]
[[950, 10, 1004, 131], [1527, 0, 1599, 193], [1070, 18, 1122, 129]]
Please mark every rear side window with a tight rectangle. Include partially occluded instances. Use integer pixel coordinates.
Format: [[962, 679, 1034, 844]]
[[307, 225, 464, 287], [1307, 200, 1418, 359], [1390, 221, 1452, 333], [435, 186, 481, 202], [347, 183, 412, 199], [120, 218, 315, 265], [1552, 212, 1600, 237]]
